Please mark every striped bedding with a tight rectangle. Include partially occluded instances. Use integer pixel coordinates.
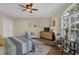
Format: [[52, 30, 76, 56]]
[[5, 36, 35, 55], [15, 36, 35, 52]]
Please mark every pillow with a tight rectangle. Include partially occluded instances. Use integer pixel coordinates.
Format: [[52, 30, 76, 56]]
[[22, 32, 28, 38]]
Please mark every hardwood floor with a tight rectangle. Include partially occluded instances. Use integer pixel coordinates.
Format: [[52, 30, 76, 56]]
[[36, 38, 62, 55], [47, 47, 61, 55]]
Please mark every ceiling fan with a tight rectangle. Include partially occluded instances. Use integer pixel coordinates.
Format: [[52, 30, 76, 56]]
[[18, 3, 38, 13]]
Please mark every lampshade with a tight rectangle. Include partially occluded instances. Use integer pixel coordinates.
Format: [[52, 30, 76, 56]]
[[50, 27, 53, 29], [27, 9, 31, 12]]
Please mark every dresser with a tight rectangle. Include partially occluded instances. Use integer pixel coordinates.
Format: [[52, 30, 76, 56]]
[[40, 31, 55, 41]]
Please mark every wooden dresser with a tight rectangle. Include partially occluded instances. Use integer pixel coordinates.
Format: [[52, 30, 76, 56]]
[[40, 31, 55, 41], [0, 36, 6, 55]]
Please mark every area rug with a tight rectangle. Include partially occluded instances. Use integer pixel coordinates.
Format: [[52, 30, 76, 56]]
[[27, 39, 52, 55]]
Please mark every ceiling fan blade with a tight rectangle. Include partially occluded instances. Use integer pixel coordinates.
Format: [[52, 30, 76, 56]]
[[18, 4, 25, 8], [32, 8, 38, 11], [22, 9, 26, 11]]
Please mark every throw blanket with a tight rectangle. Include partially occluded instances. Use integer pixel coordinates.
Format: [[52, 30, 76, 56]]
[[15, 36, 35, 52], [8, 37, 22, 55]]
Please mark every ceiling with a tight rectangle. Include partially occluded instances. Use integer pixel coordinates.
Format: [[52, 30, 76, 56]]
[[0, 3, 72, 18]]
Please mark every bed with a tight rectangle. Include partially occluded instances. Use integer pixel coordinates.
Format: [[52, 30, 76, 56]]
[[5, 36, 35, 55]]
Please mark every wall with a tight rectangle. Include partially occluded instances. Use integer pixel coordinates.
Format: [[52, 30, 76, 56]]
[[0, 18, 3, 36], [50, 4, 72, 40], [13, 17, 51, 36]]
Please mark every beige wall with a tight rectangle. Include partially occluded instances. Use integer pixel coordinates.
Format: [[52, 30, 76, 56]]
[[0, 18, 3, 36], [13, 17, 51, 36], [50, 4, 71, 39], [50, 14, 61, 35]]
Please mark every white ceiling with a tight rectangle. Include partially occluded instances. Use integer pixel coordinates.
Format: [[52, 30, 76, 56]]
[[0, 3, 71, 18]]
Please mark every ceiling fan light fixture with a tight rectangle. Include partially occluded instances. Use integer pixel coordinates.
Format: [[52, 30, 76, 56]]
[[19, 3, 38, 13], [27, 9, 32, 13], [27, 9, 31, 12]]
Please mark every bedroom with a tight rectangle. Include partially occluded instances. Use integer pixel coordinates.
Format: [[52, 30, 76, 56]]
[[0, 3, 79, 55]]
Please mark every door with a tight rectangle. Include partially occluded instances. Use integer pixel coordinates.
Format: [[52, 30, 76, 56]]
[[3, 19, 13, 37]]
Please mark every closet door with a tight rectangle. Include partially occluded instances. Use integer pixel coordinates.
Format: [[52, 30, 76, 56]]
[[3, 19, 13, 37]]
